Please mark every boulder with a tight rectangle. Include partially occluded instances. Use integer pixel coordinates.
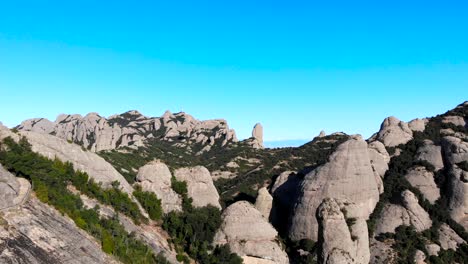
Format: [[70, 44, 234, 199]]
[[136, 161, 182, 213], [442, 136, 468, 165], [416, 140, 444, 171], [254, 187, 273, 219], [438, 223, 465, 250], [0, 165, 30, 210], [425, 244, 441, 256], [318, 198, 370, 264], [443, 116, 466, 127], [376, 116, 413, 147], [174, 166, 221, 209], [405, 166, 440, 204], [408, 118, 427, 132], [414, 250, 427, 264], [213, 201, 289, 264], [290, 136, 380, 241], [375, 190, 432, 234]]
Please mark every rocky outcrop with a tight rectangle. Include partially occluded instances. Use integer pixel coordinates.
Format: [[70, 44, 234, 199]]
[[376, 116, 413, 147], [438, 223, 466, 250], [408, 118, 427, 132], [0, 165, 21, 210], [17, 111, 238, 153], [318, 199, 370, 264], [174, 166, 221, 209], [290, 136, 380, 241], [368, 141, 390, 194], [425, 244, 441, 257], [136, 161, 182, 213], [255, 187, 273, 219], [19, 131, 134, 194], [375, 190, 432, 235], [0, 198, 119, 264], [414, 250, 427, 264], [442, 136, 468, 165], [447, 165, 468, 230], [416, 140, 444, 171], [443, 115, 466, 127], [405, 166, 440, 204], [250, 123, 264, 149], [213, 201, 289, 264]]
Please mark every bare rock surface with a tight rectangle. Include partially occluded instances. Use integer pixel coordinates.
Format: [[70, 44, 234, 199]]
[[443, 115, 466, 127], [442, 136, 468, 165], [0, 197, 119, 264], [174, 166, 221, 209], [250, 123, 264, 149], [290, 136, 380, 241], [447, 165, 468, 230], [136, 161, 182, 213], [368, 141, 390, 194], [318, 198, 370, 264], [408, 118, 427, 132], [405, 166, 440, 204], [375, 190, 432, 234], [438, 223, 466, 250], [19, 131, 134, 194], [213, 201, 289, 264], [255, 187, 273, 219], [416, 140, 444, 171], [376, 116, 413, 147]]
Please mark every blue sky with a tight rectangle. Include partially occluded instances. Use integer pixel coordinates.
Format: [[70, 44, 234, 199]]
[[0, 1, 467, 142]]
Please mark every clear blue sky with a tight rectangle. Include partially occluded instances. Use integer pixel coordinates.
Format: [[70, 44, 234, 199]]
[[0, 1, 467, 142]]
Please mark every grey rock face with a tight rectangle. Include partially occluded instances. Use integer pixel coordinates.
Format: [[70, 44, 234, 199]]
[[408, 118, 427, 132], [0, 198, 119, 264], [443, 115, 466, 127], [442, 136, 468, 165], [0, 165, 21, 210], [290, 136, 380, 241], [251, 123, 264, 149], [368, 141, 390, 194], [19, 131, 134, 195], [375, 190, 432, 235], [17, 111, 238, 154], [438, 223, 466, 250], [405, 166, 440, 204], [447, 165, 468, 230], [416, 140, 444, 171], [414, 250, 427, 264], [174, 166, 221, 209], [318, 199, 370, 264], [136, 161, 182, 213], [255, 187, 273, 219], [376, 116, 413, 147], [425, 244, 441, 256], [213, 201, 289, 264]]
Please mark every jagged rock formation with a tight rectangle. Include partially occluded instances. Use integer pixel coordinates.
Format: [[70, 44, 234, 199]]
[[376, 116, 413, 147], [136, 161, 182, 213], [375, 190, 432, 235], [213, 201, 289, 264], [19, 131, 134, 194], [290, 135, 380, 241], [416, 140, 444, 171], [318, 199, 370, 264], [174, 166, 221, 209], [17, 111, 238, 154], [405, 166, 440, 204], [255, 187, 273, 219], [0, 197, 119, 264]]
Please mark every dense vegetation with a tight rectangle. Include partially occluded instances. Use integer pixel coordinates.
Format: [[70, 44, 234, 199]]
[[0, 137, 169, 263], [133, 185, 163, 221], [369, 105, 468, 263]]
